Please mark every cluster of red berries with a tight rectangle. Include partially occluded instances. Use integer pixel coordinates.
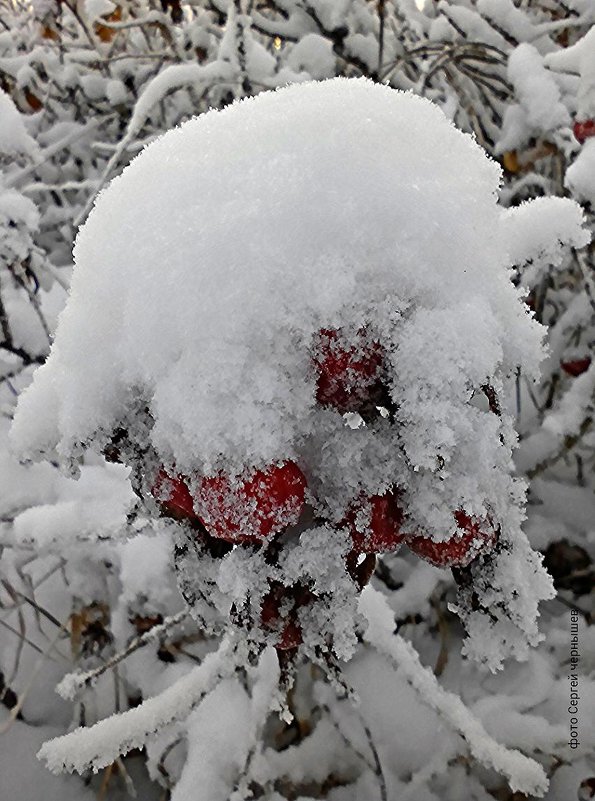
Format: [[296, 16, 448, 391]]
[[560, 357, 591, 378], [150, 327, 497, 648], [152, 460, 307, 543], [573, 119, 595, 145]]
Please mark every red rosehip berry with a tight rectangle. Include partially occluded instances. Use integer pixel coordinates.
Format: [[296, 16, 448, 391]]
[[406, 510, 497, 568], [260, 582, 314, 650], [561, 357, 591, 377], [151, 468, 195, 520], [344, 490, 405, 553], [194, 461, 307, 543], [523, 292, 535, 311], [573, 119, 595, 145], [312, 327, 387, 413]]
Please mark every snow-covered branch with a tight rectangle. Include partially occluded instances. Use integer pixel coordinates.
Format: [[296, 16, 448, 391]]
[[39, 636, 237, 774], [359, 587, 549, 797]]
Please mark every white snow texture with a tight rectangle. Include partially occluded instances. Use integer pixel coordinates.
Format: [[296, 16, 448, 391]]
[[13, 77, 543, 479], [12, 77, 576, 669]]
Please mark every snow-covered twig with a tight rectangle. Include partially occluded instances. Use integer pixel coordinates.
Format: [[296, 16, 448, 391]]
[[527, 12, 595, 43], [89, 10, 163, 31], [74, 61, 235, 226], [56, 609, 189, 701], [39, 636, 238, 774], [359, 587, 549, 798], [360, 715, 388, 801], [399, 749, 457, 801], [32, 255, 70, 292], [229, 648, 280, 801], [0, 616, 58, 660], [527, 415, 592, 479], [576, 249, 595, 313], [23, 179, 100, 194], [6, 118, 114, 190]]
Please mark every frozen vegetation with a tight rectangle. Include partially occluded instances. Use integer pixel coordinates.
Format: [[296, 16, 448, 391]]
[[1, 3, 594, 801]]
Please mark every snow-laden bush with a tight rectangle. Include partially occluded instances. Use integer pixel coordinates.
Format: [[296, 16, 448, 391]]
[[1, 3, 594, 800], [10, 77, 588, 797]]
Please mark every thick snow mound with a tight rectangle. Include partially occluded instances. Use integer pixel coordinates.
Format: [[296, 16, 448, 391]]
[[12, 78, 543, 482], [0, 89, 38, 157]]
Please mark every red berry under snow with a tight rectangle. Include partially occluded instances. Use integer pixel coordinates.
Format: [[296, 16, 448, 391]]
[[260, 582, 314, 650], [561, 357, 591, 377], [193, 461, 307, 543], [313, 327, 386, 413], [344, 491, 405, 553], [523, 292, 535, 312], [406, 510, 497, 568], [573, 119, 595, 145], [151, 468, 195, 520]]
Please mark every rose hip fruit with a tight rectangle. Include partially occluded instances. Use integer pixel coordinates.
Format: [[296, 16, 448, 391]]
[[194, 461, 307, 543], [313, 327, 387, 413], [151, 469, 195, 520], [260, 581, 314, 650], [561, 357, 591, 378], [406, 510, 497, 568], [573, 119, 595, 145], [344, 490, 405, 553]]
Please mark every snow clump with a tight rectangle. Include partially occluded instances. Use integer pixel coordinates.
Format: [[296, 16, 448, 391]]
[[12, 77, 586, 668]]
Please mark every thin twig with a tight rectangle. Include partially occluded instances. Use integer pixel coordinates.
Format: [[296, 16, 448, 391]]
[[360, 716, 388, 801], [6, 117, 114, 190], [527, 416, 593, 478], [377, 0, 386, 79], [56, 609, 189, 699], [0, 617, 58, 659], [8, 587, 65, 631]]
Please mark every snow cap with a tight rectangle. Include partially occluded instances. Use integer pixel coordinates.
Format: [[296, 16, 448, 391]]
[[12, 78, 542, 477]]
